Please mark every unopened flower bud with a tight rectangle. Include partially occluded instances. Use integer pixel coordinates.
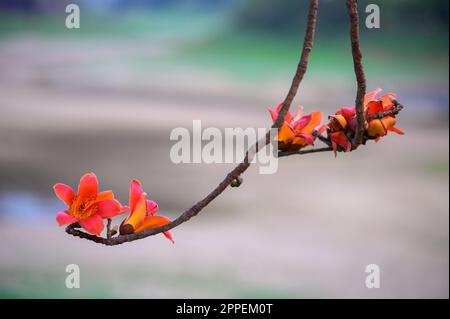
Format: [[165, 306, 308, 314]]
[[111, 225, 118, 237], [230, 177, 243, 188]]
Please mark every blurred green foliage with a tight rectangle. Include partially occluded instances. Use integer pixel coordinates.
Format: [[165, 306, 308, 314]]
[[235, 0, 449, 36]]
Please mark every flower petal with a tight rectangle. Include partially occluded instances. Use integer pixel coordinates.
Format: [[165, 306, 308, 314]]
[[129, 179, 143, 212], [366, 101, 384, 115], [268, 108, 278, 123], [367, 119, 386, 137], [331, 132, 351, 152], [77, 173, 98, 200], [387, 126, 405, 135], [269, 103, 292, 123], [96, 199, 123, 218], [315, 124, 328, 136], [163, 231, 175, 244], [292, 106, 304, 122], [381, 93, 397, 108], [97, 190, 114, 201], [299, 112, 322, 135], [277, 124, 295, 144], [146, 199, 159, 216], [295, 133, 315, 145], [328, 114, 347, 131], [133, 215, 171, 233], [56, 211, 78, 226], [79, 214, 104, 236], [53, 183, 75, 206], [292, 114, 311, 131], [340, 107, 356, 120], [122, 192, 147, 233], [364, 88, 382, 105]]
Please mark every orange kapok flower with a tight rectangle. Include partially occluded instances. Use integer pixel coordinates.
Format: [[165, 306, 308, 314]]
[[365, 88, 405, 141], [119, 180, 174, 243], [328, 88, 404, 154], [54, 173, 127, 236], [269, 102, 327, 151]]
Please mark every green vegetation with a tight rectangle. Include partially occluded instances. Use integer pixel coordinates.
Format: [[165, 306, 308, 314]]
[[0, 9, 447, 83]]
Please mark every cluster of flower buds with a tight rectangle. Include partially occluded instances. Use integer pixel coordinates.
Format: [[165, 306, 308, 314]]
[[270, 88, 404, 155], [327, 88, 404, 154]]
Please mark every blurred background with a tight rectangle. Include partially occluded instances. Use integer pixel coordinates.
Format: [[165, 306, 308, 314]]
[[0, 0, 448, 298]]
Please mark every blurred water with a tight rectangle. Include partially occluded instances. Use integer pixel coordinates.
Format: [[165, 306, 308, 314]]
[[0, 192, 59, 223]]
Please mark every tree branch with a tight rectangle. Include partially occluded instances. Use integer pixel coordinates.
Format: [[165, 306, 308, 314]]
[[346, 0, 367, 149], [106, 218, 112, 240], [65, 0, 320, 246], [278, 146, 333, 158], [365, 100, 404, 120], [65, 100, 404, 245]]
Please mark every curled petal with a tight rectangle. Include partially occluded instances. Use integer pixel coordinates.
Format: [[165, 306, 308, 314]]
[[53, 183, 75, 206], [129, 179, 143, 212], [269, 103, 292, 123], [292, 114, 312, 131], [295, 133, 315, 145], [367, 119, 386, 137], [163, 231, 175, 244], [347, 117, 357, 133], [133, 215, 171, 233], [299, 112, 323, 135], [387, 126, 405, 135], [328, 114, 347, 131], [331, 132, 351, 152], [381, 116, 397, 129], [56, 211, 78, 226], [315, 124, 328, 136], [332, 140, 338, 157], [121, 192, 147, 234], [381, 93, 397, 108], [364, 88, 382, 105], [96, 199, 123, 218], [268, 108, 278, 123], [308, 111, 323, 127], [366, 101, 384, 115], [340, 107, 356, 120], [292, 106, 304, 122], [78, 173, 98, 200], [79, 214, 104, 236], [146, 200, 159, 216]]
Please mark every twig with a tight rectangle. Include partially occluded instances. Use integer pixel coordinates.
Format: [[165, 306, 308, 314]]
[[365, 100, 404, 120], [278, 146, 333, 158], [272, 0, 319, 130], [65, 0, 320, 246], [346, 0, 367, 148], [317, 134, 332, 147], [106, 218, 112, 240]]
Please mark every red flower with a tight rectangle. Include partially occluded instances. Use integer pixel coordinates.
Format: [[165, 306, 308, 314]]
[[119, 180, 174, 243], [54, 173, 127, 235], [269, 103, 327, 151], [365, 89, 405, 141], [328, 88, 404, 154]]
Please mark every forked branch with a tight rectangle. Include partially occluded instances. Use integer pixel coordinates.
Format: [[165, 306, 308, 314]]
[[65, 0, 405, 246], [66, 0, 320, 246]]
